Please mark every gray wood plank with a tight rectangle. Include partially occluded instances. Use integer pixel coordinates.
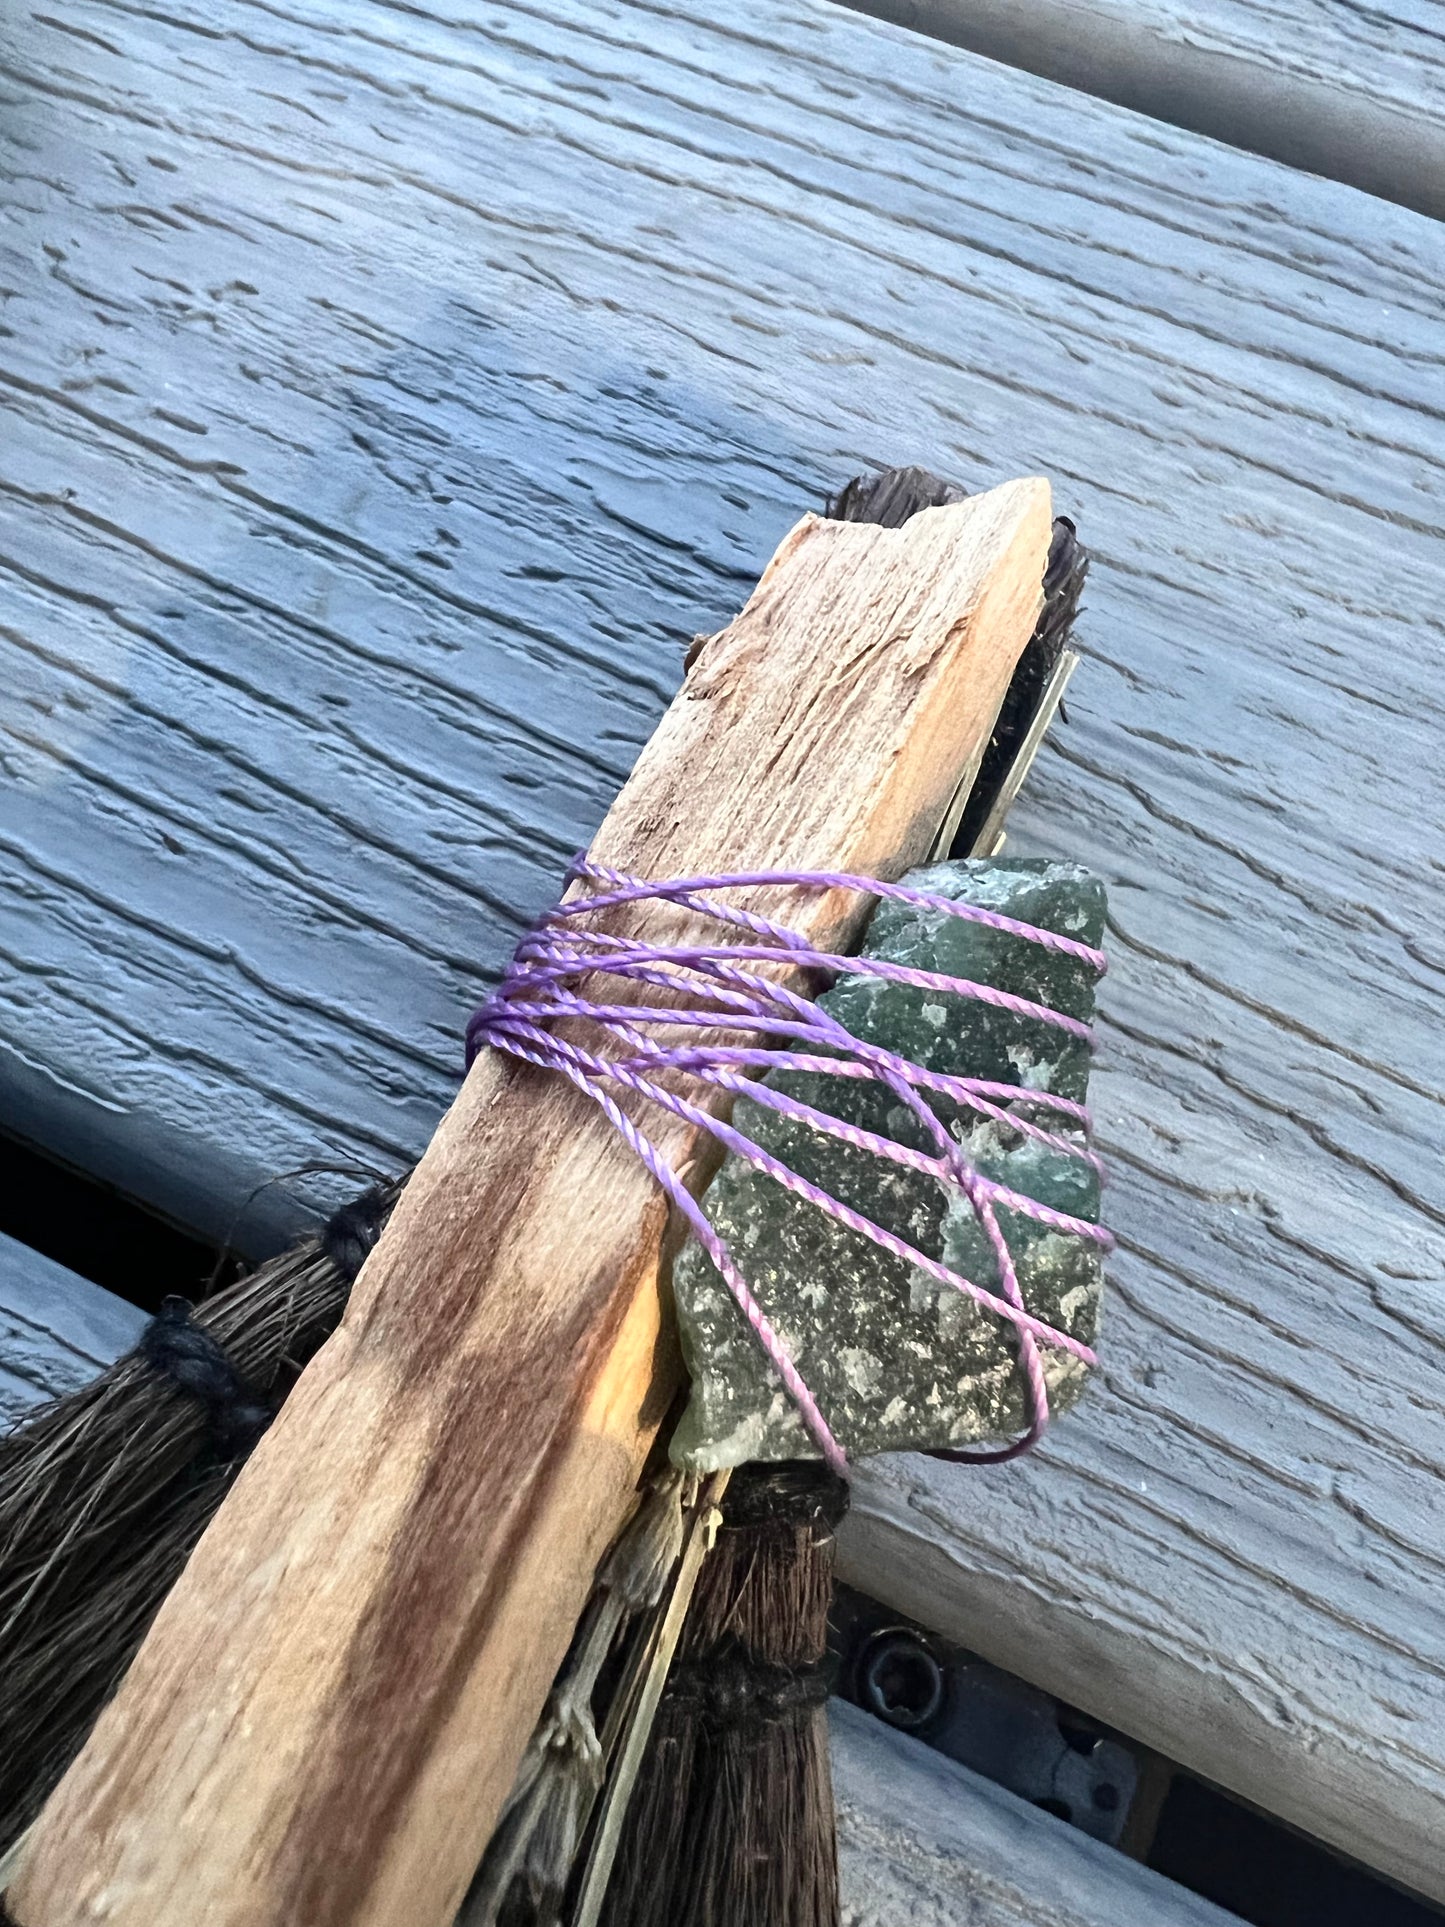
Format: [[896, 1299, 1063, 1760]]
[[0, 1231, 147, 1426], [1, 0, 1443, 1897], [832, 1700, 1243, 1927], [843, 0, 1445, 218]]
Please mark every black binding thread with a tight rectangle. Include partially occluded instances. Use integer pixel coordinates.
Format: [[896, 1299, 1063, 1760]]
[[138, 1184, 394, 1460], [718, 1462, 851, 1534], [664, 1640, 834, 1731], [320, 1181, 391, 1284], [139, 1298, 274, 1460]]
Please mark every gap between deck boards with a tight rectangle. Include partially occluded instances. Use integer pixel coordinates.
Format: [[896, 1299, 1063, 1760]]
[[833, 0, 1445, 221]]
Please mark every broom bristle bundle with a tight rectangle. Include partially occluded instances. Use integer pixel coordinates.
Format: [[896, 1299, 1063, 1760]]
[[598, 1464, 847, 1927], [0, 1182, 399, 1852]]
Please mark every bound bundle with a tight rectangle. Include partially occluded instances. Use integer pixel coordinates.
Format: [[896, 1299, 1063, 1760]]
[[597, 1465, 848, 1927], [1, 467, 1107, 1927], [577, 469, 1102, 1927]]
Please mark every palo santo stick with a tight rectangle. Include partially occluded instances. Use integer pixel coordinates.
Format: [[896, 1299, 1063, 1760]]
[[11, 479, 1052, 1927]]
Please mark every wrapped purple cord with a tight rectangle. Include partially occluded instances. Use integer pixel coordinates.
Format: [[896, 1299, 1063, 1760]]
[[468, 860, 1109, 1478]]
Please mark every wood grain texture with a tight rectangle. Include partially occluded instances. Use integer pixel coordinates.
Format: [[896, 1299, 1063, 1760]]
[[843, 0, 1445, 218], [1, 0, 1443, 1897], [11, 484, 1052, 1927], [831, 1701, 1243, 1927], [0, 1232, 146, 1427]]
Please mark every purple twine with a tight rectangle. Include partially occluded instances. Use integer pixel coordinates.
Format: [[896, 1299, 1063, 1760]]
[[467, 861, 1109, 1479]]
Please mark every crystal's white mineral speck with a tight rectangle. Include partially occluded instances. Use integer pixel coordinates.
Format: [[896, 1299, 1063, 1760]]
[[669, 859, 1108, 1471]]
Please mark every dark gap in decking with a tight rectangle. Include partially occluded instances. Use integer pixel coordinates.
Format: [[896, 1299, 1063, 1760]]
[[1150, 1774, 1445, 1927], [0, 1132, 225, 1315], [834, 1584, 1445, 1927], [832, 0, 1445, 223]]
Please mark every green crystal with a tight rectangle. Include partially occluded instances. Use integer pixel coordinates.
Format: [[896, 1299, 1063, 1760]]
[[669, 859, 1107, 1471]]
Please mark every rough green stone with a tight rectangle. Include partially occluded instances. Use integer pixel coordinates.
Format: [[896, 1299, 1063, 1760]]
[[669, 859, 1107, 1471]]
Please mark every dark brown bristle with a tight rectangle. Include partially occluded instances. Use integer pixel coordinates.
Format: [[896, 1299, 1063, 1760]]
[[598, 1464, 847, 1927]]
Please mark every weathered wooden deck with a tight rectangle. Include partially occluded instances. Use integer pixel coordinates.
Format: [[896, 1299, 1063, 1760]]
[[2, 0, 1443, 1918], [832, 1700, 1244, 1927], [0, 1234, 145, 1427]]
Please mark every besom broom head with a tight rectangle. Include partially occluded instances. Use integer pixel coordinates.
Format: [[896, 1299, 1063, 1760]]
[[0, 1183, 397, 1855], [596, 1466, 847, 1927]]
